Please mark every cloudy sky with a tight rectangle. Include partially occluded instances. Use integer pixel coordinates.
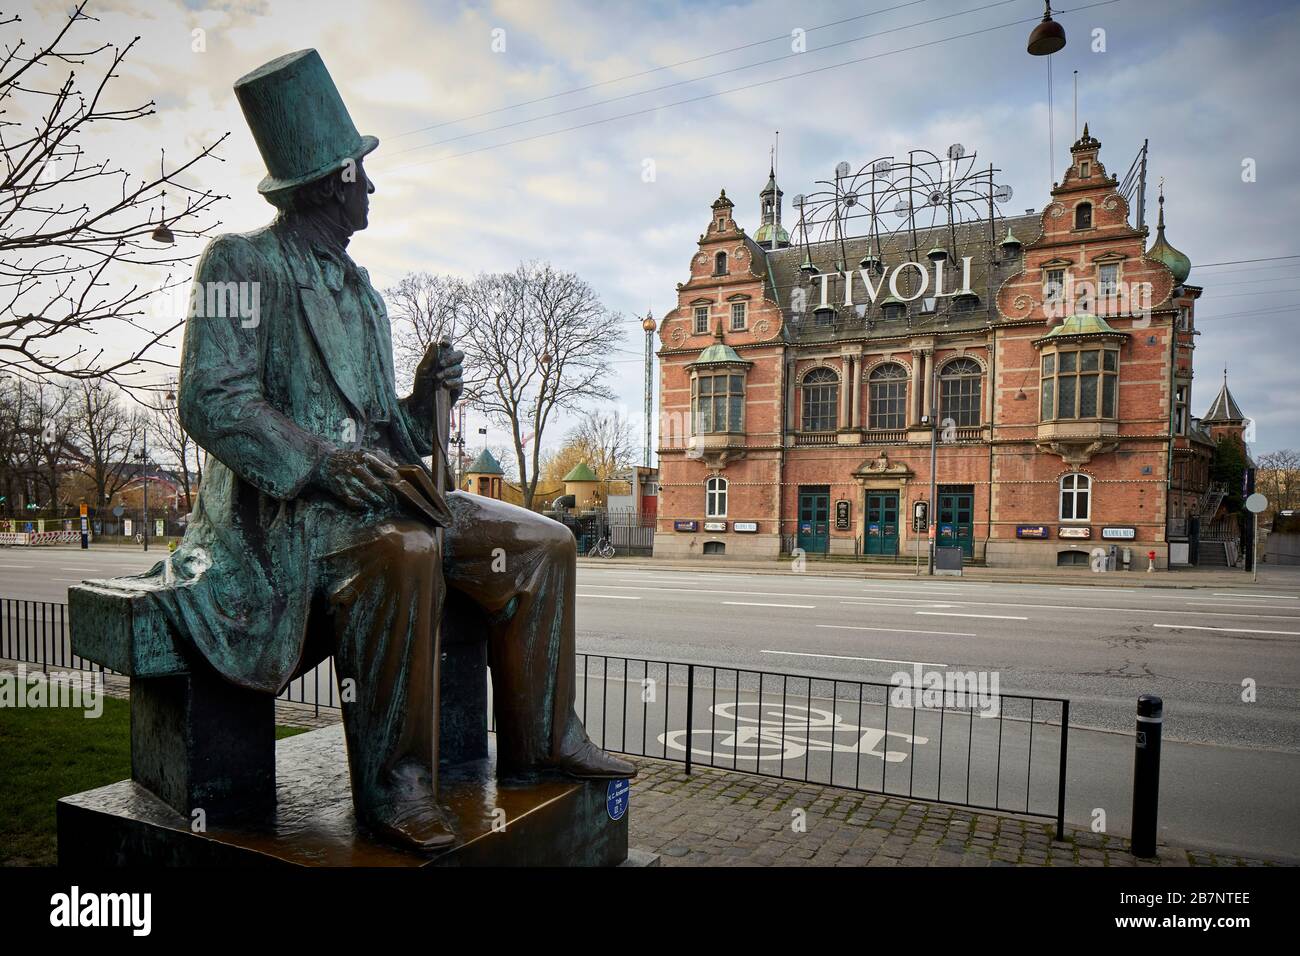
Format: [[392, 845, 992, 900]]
[[17, 0, 1300, 462]]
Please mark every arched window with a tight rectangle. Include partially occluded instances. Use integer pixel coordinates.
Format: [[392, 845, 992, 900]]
[[1060, 473, 1091, 521], [714, 251, 728, 275], [801, 367, 839, 432], [868, 363, 908, 430], [1075, 202, 1092, 230], [939, 358, 982, 427], [705, 476, 728, 517]]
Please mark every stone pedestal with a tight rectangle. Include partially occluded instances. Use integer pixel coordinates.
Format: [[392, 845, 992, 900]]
[[58, 724, 632, 867]]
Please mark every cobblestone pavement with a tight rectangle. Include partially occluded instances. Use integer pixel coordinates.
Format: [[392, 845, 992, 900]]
[[624, 757, 1283, 867], [3, 659, 1282, 865]]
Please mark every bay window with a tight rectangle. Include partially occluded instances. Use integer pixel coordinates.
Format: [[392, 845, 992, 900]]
[[1040, 348, 1118, 421], [692, 372, 745, 434]]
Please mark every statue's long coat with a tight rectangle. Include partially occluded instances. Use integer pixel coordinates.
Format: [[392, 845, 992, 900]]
[[147, 219, 441, 693]]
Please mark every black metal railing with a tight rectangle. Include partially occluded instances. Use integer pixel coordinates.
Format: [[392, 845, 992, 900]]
[[573, 656, 1068, 839], [2, 599, 1068, 836]]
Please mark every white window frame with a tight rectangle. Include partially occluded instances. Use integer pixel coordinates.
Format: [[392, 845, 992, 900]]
[[693, 306, 709, 334], [1059, 473, 1092, 522], [730, 301, 747, 330], [1044, 268, 1066, 305], [1098, 262, 1119, 299], [705, 476, 728, 517]]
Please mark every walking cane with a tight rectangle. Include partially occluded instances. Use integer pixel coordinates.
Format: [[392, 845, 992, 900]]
[[427, 339, 454, 782]]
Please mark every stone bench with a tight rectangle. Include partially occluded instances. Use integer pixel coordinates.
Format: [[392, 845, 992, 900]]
[[68, 580, 488, 825]]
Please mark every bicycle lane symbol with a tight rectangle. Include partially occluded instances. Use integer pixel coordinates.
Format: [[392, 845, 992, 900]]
[[658, 701, 928, 763]]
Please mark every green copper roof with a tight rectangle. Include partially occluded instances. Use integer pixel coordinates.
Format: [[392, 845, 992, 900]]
[[999, 225, 1022, 247], [1041, 313, 1123, 338], [465, 448, 504, 475], [1146, 190, 1191, 284], [754, 221, 790, 246], [563, 463, 598, 482], [691, 341, 749, 365]]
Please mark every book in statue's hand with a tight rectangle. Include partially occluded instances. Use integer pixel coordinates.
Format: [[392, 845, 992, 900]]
[[385, 464, 453, 528]]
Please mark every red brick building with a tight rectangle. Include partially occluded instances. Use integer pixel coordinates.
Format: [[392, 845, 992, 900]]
[[654, 127, 1245, 567]]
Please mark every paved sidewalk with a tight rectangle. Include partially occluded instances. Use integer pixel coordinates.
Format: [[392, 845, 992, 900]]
[[624, 757, 1281, 867]]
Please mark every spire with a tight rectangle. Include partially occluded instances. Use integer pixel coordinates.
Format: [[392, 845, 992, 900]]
[[756, 155, 789, 250], [1070, 122, 1100, 152], [1203, 367, 1245, 423], [1146, 177, 1191, 284]]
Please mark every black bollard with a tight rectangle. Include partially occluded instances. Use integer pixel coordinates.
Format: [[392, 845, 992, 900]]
[[1131, 694, 1163, 857]]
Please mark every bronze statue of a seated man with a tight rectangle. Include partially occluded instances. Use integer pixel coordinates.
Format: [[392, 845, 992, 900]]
[[144, 48, 632, 851]]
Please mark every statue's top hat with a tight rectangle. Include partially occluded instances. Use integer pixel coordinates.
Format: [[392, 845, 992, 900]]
[[234, 49, 378, 195]]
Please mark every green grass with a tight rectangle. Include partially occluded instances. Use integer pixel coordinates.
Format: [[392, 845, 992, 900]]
[[0, 693, 308, 866]]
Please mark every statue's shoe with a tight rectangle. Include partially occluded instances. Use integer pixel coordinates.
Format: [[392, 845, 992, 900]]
[[366, 800, 457, 851], [553, 738, 638, 780]]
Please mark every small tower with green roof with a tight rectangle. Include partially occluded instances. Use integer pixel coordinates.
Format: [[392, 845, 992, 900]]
[[464, 448, 505, 499]]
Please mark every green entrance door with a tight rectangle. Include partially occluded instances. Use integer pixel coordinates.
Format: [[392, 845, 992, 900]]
[[864, 491, 899, 555], [797, 488, 830, 554], [938, 487, 975, 558]]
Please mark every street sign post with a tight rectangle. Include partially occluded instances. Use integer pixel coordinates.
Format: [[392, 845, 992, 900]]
[[1246, 493, 1268, 582]]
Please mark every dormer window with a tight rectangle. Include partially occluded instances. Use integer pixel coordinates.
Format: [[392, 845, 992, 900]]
[[714, 251, 728, 275], [1075, 202, 1092, 230]]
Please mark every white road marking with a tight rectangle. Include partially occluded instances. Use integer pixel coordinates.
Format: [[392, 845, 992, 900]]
[[815, 623, 976, 640], [1185, 601, 1300, 611], [1057, 586, 1134, 592], [1212, 593, 1298, 600], [576, 593, 641, 600], [60, 568, 101, 572], [0, 564, 33, 569], [860, 587, 967, 595], [765, 646, 950, 667], [723, 601, 815, 609], [581, 585, 860, 600], [916, 611, 1028, 621], [841, 601, 956, 609], [573, 585, 1300, 619], [1152, 623, 1300, 636]]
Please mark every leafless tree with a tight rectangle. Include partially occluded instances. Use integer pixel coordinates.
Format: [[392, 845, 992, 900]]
[[457, 262, 622, 509], [385, 271, 464, 389], [68, 377, 140, 508], [0, 373, 74, 513], [568, 406, 637, 481], [1257, 449, 1300, 517], [147, 382, 202, 511], [0, 3, 228, 388]]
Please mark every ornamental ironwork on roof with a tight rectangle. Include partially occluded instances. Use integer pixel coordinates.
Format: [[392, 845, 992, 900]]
[[1202, 370, 1245, 423]]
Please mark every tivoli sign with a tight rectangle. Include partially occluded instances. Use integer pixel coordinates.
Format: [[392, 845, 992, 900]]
[[805, 257, 975, 309]]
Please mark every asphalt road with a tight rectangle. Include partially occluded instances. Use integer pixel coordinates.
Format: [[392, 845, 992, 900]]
[[3, 546, 1298, 860]]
